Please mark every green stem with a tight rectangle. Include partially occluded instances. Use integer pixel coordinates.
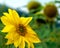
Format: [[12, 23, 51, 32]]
[[50, 21, 53, 32]]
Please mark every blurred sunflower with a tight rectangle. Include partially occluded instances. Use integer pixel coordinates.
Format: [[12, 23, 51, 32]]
[[27, 1, 41, 13], [1, 9, 41, 48], [44, 4, 58, 22]]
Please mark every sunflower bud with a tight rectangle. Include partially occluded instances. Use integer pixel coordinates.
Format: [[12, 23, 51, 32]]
[[44, 4, 58, 18], [27, 1, 41, 13]]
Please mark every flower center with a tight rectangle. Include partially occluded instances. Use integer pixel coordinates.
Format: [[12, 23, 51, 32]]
[[19, 25, 26, 33], [17, 24, 27, 36]]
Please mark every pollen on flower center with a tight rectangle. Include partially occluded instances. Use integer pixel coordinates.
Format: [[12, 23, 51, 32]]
[[17, 24, 27, 36]]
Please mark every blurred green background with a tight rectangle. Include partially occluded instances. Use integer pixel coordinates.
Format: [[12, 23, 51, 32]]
[[0, 0, 60, 48]]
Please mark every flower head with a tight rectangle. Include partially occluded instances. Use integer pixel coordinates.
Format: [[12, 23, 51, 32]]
[[44, 4, 58, 18], [27, 1, 40, 10], [27, 1, 41, 13], [1, 9, 41, 48]]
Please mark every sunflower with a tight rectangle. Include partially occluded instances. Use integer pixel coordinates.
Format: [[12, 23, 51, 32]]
[[27, 1, 41, 13], [27, 1, 40, 10], [1, 9, 40, 48], [44, 4, 58, 19]]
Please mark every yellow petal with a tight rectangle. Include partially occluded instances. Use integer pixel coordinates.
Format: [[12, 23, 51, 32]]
[[2, 9, 20, 25], [3, 13, 15, 25], [20, 17, 32, 26], [5, 32, 14, 40], [12, 9, 20, 24], [2, 25, 14, 32], [25, 25, 41, 43], [25, 39, 34, 48], [30, 43, 34, 48], [24, 38, 30, 48], [8, 9, 20, 25], [1, 16, 11, 25], [19, 37, 25, 48], [26, 25, 36, 34], [6, 32, 20, 40], [13, 32, 20, 40], [14, 36, 22, 48], [26, 33, 41, 43], [6, 39, 13, 45]]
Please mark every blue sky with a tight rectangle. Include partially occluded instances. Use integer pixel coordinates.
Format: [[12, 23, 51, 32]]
[[0, 0, 60, 14]]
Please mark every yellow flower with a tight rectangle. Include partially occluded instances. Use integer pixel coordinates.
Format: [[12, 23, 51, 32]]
[[1, 9, 41, 48]]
